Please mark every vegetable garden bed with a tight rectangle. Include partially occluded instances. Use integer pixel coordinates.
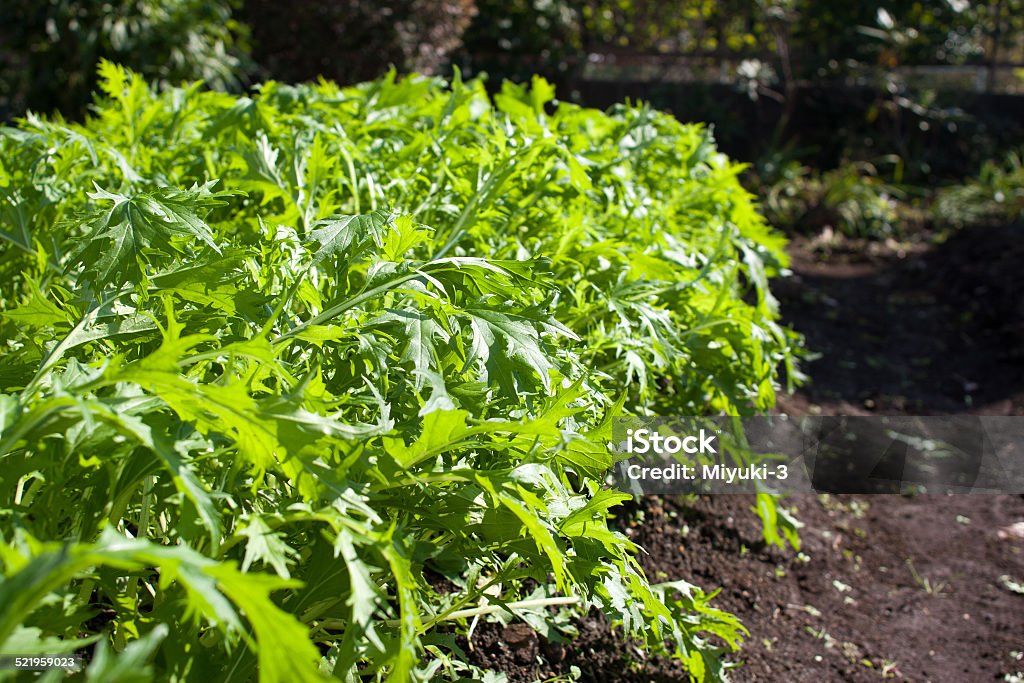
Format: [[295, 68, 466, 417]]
[[0, 64, 799, 681]]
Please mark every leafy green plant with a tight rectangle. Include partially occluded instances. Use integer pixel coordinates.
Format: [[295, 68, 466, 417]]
[[761, 160, 902, 239], [0, 63, 797, 681], [934, 149, 1024, 229]]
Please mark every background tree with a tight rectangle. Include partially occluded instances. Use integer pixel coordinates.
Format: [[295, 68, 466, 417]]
[[239, 0, 477, 85]]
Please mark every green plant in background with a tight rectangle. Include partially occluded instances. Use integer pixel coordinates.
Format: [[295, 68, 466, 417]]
[[0, 64, 798, 681], [761, 160, 902, 239], [934, 149, 1024, 229]]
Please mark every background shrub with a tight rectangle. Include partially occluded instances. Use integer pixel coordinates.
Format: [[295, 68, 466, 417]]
[[934, 149, 1024, 229], [760, 161, 902, 239], [0, 0, 251, 119]]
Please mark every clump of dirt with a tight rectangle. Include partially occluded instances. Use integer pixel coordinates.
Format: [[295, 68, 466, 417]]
[[638, 494, 1024, 682], [464, 614, 690, 683]]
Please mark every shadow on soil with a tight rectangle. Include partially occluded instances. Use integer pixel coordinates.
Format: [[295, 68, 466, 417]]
[[775, 223, 1024, 416]]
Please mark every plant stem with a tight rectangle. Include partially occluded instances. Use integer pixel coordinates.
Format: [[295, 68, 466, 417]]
[[430, 595, 580, 622], [317, 595, 580, 631]]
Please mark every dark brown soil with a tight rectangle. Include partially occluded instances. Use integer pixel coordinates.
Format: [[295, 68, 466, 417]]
[[469, 228, 1024, 682], [774, 225, 1024, 417], [639, 494, 1024, 682]]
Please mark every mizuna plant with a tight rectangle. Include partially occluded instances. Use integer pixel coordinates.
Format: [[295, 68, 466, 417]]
[[0, 62, 799, 681]]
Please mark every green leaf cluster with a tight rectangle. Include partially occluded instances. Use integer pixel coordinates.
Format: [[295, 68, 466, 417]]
[[0, 63, 799, 681], [934, 148, 1024, 229]]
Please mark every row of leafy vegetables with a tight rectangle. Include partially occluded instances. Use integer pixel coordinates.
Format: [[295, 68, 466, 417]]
[[0, 62, 801, 682]]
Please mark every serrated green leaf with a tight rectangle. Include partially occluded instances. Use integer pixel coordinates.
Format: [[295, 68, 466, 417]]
[[239, 516, 297, 579], [307, 209, 392, 267], [465, 309, 554, 393], [498, 492, 570, 592], [2, 287, 69, 329], [383, 409, 472, 469], [73, 182, 236, 286], [371, 309, 450, 391], [84, 624, 167, 683], [208, 565, 323, 683]]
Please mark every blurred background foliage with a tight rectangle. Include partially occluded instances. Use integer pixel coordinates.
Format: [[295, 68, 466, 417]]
[[0, 0, 251, 118], [1, 0, 1023, 236]]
